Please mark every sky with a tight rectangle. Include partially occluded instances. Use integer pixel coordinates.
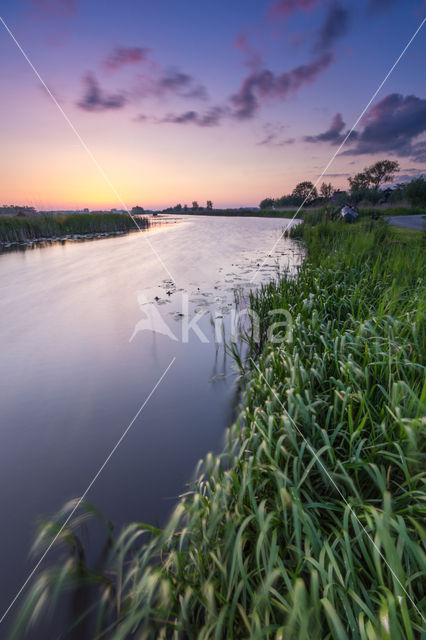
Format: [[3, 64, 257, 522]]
[[0, 0, 425, 210]]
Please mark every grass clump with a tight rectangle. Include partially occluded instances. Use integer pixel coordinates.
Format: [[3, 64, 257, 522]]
[[13, 220, 425, 639], [0, 213, 148, 244]]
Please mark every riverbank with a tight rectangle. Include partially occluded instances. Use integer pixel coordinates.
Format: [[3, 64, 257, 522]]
[[160, 205, 426, 219], [0, 213, 149, 246], [13, 218, 425, 638]]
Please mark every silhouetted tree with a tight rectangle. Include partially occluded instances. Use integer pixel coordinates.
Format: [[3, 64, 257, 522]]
[[367, 160, 400, 188], [131, 205, 145, 215], [192, 201, 199, 211], [206, 200, 213, 210], [349, 160, 399, 192], [292, 181, 317, 204], [320, 182, 334, 199], [260, 197, 274, 209]]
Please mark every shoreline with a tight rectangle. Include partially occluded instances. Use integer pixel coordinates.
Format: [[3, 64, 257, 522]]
[[0, 228, 137, 251], [0, 212, 150, 248]]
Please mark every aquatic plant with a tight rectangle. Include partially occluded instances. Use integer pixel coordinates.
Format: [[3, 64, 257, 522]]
[[0, 213, 149, 244]]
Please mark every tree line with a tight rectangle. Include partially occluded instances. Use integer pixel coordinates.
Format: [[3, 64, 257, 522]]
[[260, 160, 426, 209]]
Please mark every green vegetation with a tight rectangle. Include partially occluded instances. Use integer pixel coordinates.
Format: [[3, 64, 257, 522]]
[[162, 208, 301, 218], [0, 213, 148, 244], [348, 160, 400, 191], [405, 177, 426, 207], [0, 205, 37, 216], [13, 218, 425, 638], [260, 159, 426, 210]]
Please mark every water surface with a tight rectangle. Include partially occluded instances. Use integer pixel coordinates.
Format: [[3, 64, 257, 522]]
[[0, 215, 301, 635]]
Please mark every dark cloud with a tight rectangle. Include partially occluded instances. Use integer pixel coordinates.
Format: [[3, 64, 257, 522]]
[[103, 46, 150, 71], [133, 68, 208, 101], [314, 1, 351, 52], [158, 70, 208, 100], [231, 52, 333, 119], [269, 0, 319, 19], [160, 107, 226, 127], [304, 112, 346, 142], [342, 93, 426, 161], [77, 74, 126, 112]]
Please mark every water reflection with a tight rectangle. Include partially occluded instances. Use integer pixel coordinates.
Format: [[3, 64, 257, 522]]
[[0, 215, 302, 636]]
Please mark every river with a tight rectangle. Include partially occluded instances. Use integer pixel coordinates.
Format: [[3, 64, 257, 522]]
[[0, 214, 301, 636]]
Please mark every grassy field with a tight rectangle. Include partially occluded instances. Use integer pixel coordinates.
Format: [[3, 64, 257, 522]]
[[0, 213, 148, 244], [13, 218, 425, 638]]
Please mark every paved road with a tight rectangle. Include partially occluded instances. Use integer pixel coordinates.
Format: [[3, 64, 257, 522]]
[[385, 214, 425, 231]]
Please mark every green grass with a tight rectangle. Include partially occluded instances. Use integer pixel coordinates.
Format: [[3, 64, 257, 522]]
[[359, 206, 426, 217], [0, 213, 148, 244], [12, 218, 426, 639]]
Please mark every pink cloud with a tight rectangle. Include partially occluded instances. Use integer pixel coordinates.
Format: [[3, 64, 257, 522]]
[[103, 46, 151, 72]]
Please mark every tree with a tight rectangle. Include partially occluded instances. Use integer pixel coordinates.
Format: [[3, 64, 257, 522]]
[[348, 160, 400, 192], [192, 201, 199, 211], [348, 172, 371, 192], [292, 181, 317, 204], [320, 182, 334, 199], [206, 200, 213, 210], [260, 197, 274, 210], [366, 160, 399, 188], [131, 205, 144, 215], [405, 176, 426, 206]]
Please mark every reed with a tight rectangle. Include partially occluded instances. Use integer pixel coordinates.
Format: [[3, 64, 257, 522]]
[[0, 213, 149, 244], [12, 219, 425, 639]]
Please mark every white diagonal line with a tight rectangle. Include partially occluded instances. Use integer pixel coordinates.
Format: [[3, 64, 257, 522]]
[[251, 357, 425, 624], [0, 356, 176, 626], [0, 15, 175, 284], [250, 15, 426, 283]]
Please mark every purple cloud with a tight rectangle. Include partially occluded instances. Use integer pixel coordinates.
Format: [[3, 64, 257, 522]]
[[258, 134, 295, 146], [160, 107, 226, 127], [234, 33, 263, 69], [314, 1, 351, 52], [28, 0, 77, 15], [304, 112, 346, 142], [269, 0, 320, 19], [158, 70, 208, 100], [231, 52, 334, 119], [103, 46, 150, 71], [343, 93, 426, 161], [77, 74, 126, 112], [304, 94, 426, 162]]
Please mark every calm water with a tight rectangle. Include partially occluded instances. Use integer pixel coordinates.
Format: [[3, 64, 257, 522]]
[[0, 215, 301, 636]]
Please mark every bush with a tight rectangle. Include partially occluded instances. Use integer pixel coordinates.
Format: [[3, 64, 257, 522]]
[[349, 188, 382, 205], [405, 177, 426, 206]]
